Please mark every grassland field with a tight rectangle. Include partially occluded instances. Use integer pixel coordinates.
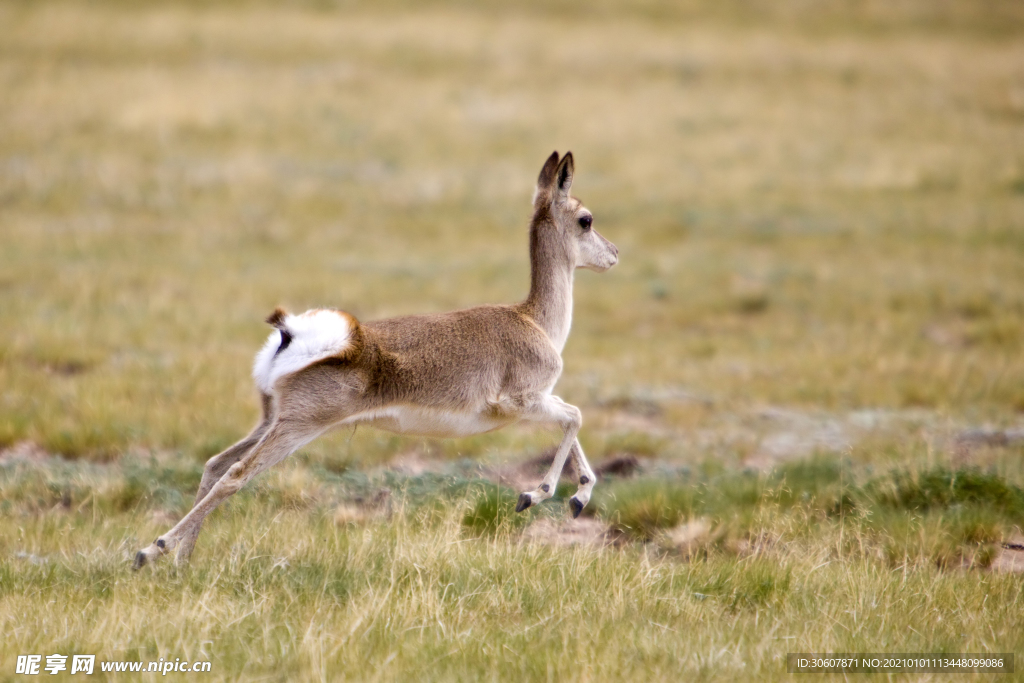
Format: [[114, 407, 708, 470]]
[[2, 0, 1024, 680]]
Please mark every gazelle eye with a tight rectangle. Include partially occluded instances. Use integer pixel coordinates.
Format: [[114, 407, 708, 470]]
[[578, 215, 592, 230]]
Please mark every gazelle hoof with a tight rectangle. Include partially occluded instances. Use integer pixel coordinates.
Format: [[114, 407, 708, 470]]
[[132, 550, 148, 571], [569, 496, 585, 519], [516, 493, 532, 513]]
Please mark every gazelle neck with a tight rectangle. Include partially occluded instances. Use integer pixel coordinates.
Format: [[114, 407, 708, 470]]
[[523, 213, 575, 353]]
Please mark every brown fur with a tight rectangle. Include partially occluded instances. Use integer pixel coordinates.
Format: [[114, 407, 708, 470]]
[[265, 307, 288, 328]]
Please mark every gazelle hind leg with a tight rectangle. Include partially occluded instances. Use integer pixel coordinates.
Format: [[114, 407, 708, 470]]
[[515, 396, 582, 513], [567, 439, 596, 518], [170, 395, 275, 567], [133, 417, 322, 570]]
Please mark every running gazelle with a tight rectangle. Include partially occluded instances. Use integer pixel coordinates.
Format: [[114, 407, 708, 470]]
[[134, 151, 618, 568]]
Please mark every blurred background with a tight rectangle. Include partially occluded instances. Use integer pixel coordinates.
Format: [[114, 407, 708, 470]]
[[1, 0, 1023, 468]]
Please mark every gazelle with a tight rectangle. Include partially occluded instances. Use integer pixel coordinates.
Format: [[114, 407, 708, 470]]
[[133, 151, 618, 569]]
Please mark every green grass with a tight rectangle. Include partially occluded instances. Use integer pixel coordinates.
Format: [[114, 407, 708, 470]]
[[3, 0, 1024, 679], [594, 458, 1024, 571], [460, 483, 531, 536]]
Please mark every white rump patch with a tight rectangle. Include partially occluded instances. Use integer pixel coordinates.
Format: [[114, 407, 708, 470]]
[[253, 309, 355, 394]]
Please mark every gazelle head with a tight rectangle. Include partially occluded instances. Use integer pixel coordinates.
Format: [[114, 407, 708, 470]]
[[532, 151, 618, 273]]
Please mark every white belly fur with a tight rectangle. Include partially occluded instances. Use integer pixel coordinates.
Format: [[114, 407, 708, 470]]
[[340, 405, 516, 438]]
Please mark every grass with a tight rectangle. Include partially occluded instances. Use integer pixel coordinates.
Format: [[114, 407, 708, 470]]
[[596, 457, 1024, 569], [2, 0, 1024, 679], [460, 483, 530, 536], [2, 0, 1024, 460], [2, 454, 1023, 680]]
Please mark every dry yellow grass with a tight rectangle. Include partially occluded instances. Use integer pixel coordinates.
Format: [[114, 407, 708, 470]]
[[2, 453, 1024, 681], [2, 0, 1023, 460]]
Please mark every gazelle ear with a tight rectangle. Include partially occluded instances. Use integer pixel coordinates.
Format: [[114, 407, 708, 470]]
[[554, 151, 574, 200], [533, 151, 560, 208]]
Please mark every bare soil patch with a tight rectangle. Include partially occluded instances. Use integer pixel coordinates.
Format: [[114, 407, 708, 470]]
[[522, 517, 614, 548], [0, 441, 55, 465]]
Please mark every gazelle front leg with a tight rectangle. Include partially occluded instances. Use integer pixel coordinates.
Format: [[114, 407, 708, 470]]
[[515, 395, 581, 513], [566, 439, 596, 518]]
